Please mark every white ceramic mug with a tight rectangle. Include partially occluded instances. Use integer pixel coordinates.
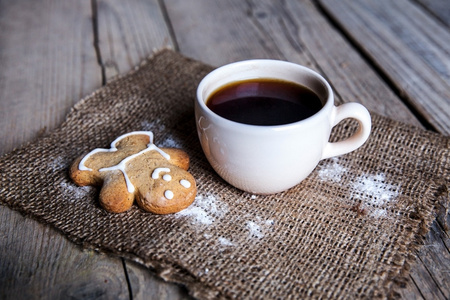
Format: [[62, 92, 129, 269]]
[[195, 60, 371, 194]]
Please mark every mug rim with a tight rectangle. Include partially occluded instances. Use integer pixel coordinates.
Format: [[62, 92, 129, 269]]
[[196, 59, 334, 132]]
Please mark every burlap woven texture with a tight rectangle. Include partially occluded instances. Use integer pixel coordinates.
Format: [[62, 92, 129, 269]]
[[0, 50, 448, 299]]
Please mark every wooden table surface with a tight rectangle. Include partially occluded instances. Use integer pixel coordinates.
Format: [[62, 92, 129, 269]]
[[1, 0, 449, 299]]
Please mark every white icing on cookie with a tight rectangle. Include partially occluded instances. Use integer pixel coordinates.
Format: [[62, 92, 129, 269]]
[[79, 149, 111, 171], [163, 174, 172, 181], [152, 167, 171, 179], [180, 179, 191, 188], [164, 190, 174, 200], [79, 131, 170, 193]]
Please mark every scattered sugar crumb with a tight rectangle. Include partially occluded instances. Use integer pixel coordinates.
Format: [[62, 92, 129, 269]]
[[140, 120, 182, 148], [352, 173, 399, 205], [244, 216, 275, 239], [197, 268, 210, 277], [176, 193, 228, 225], [140, 120, 166, 132], [370, 208, 387, 218], [265, 219, 274, 226], [59, 181, 93, 202], [246, 221, 264, 239], [49, 156, 69, 172], [218, 237, 234, 247], [318, 158, 347, 183], [161, 136, 181, 148], [352, 173, 400, 218], [177, 206, 213, 225]]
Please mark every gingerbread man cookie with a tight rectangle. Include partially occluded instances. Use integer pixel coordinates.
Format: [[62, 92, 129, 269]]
[[69, 131, 196, 214]]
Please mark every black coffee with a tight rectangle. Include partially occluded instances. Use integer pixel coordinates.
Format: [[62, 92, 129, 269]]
[[206, 79, 323, 126]]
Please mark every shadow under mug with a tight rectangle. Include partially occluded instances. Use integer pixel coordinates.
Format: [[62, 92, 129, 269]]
[[195, 59, 371, 194]]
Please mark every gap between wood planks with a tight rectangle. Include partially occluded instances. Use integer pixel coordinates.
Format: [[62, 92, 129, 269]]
[[312, 0, 437, 133], [122, 258, 134, 300], [90, 0, 134, 298], [157, 0, 180, 52], [91, 0, 106, 86], [413, 0, 450, 28]]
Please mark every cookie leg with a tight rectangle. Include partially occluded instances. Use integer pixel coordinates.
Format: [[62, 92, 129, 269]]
[[99, 173, 134, 213]]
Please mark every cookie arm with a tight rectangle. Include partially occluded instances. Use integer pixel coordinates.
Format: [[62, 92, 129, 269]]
[[160, 148, 190, 170], [69, 157, 102, 187]]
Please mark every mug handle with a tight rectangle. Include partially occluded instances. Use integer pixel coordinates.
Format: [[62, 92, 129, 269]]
[[321, 103, 372, 160]]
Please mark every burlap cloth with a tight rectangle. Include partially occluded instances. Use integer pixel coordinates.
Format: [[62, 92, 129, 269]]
[[0, 50, 448, 299]]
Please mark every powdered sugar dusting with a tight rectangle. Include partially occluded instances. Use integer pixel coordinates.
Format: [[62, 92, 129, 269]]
[[245, 217, 274, 239], [318, 158, 401, 219], [247, 221, 264, 238], [318, 158, 347, 183], [49, 156, 69, 172], [352, 173, 400, 218], [140, 120, 182, 148], [59, 181, 94, 203], [141, 120, 166, 132], [218, 237, 235, 246], [353, 173, 399, 205], [370, 208, 388, 218], [176, 193, 228, 225], [177, 206, 213, 225], [160, 136, 181, 148]]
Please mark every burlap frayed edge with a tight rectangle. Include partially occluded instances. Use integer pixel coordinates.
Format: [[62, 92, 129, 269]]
[[386, 132, 449, 298], [434, 140, 450, 231], [386, 181, 448, 299], [71, 237, 223, 300]]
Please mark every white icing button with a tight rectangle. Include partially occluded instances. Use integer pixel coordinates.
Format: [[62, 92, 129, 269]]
[[180, 179, 191, 188], [163, 174, 172, 181], [164, 190, 174, 200]]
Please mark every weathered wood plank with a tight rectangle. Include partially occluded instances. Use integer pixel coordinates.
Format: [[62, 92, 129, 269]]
[[414, 0, 450, 27], [96, 0, 174, 80], [0, 0, 101, 155], [396, 277, 424, 300], [165, 0, 421, 126], [0, 209, 130, 300], [274, 0, 425, 124], [319, 0, 450, 134], [411, 222, 450, 299], [125, 261, 193, 300], [409, 256, 447, 300], [0, 0, 130, 299]]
